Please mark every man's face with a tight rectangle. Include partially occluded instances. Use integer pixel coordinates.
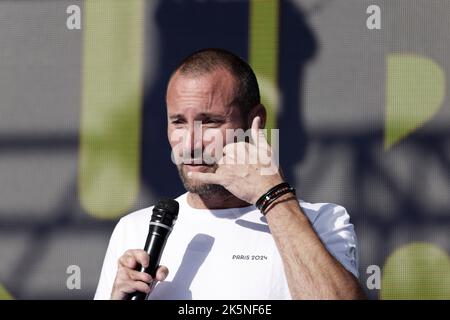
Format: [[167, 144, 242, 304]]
[[166, 68, 245, 195]]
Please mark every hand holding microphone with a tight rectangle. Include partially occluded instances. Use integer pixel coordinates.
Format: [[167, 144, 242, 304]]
[[111, 249, 168, 300], [110, 199, 179, 300]]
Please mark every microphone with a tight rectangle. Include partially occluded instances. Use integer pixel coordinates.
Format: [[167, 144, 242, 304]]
[[127, 198, 179, 300]]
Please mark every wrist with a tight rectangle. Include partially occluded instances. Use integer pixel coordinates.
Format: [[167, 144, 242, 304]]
[[255, 182, 296, 215], [252, 176, 284, 204], [263, 192, 298, 217]]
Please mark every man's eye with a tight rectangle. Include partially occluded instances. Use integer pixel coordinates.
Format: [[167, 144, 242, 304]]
[[204, 119, 222, 124], [171, 120, 183, 124]]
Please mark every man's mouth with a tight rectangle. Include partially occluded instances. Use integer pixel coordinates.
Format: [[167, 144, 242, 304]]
[[182, 161, 215, 172], [182, 158, 214, 166]]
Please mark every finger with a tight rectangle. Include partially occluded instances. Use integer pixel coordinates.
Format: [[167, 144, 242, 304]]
[[187, 171, 222, 184], [120, 280, 151, 296], [120, 249, 149, 269], [119, 254, 137, 269], [155, 265, 169, 281], [124, 268, 153, 283], [250, 116, 269, 149], [128, 249, 150, 268], [250, 116, 261, 145]]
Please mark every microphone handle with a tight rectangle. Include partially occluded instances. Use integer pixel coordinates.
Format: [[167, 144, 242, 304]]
[[128, 225, 171, 300]]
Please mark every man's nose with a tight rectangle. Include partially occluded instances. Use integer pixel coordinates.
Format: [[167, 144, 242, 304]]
[[183, 121, 203, 153]]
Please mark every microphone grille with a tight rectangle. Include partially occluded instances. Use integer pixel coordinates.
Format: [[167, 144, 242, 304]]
[[156, 198, 179, 214], [151, 198, 179, 227]]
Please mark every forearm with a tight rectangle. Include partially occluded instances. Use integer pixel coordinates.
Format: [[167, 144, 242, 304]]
[[264, 194, 366, 300]]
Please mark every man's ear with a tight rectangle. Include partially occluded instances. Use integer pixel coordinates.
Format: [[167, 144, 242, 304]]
[[247, 104, 267, 129]]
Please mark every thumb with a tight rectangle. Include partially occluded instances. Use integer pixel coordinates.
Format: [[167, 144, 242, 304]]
[[155, 265, 169, 282], [187, 171, 222, 185], [250, 116, 261, 145], [250, 116, 269, 149]]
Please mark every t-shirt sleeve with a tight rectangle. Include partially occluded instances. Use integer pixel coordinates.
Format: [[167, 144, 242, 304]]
[[93, 219, 124, 300], [309, 203, 359, 279]]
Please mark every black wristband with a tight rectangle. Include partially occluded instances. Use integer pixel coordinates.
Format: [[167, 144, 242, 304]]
[[255, 182, 296, 215]]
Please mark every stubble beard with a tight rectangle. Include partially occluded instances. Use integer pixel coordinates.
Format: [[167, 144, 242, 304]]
[[177, 164, 229, 197]]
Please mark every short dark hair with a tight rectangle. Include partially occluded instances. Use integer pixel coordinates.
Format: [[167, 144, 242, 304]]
[[172, 48, 261, 120]]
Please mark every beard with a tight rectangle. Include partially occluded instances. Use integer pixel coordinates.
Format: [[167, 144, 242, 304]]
[[177, 163, 229, 197]]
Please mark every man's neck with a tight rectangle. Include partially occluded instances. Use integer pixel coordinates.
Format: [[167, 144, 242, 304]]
[[187, 191, 251, 210]]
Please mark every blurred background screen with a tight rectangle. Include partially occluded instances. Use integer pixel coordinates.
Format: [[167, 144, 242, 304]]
[[0, 0, 449, 300]]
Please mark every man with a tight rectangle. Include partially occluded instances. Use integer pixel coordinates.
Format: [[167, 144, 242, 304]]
[[94, 48, 365, 300]]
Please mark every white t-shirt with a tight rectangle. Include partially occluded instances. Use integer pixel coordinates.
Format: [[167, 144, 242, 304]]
[[94, 192, 359, 300]]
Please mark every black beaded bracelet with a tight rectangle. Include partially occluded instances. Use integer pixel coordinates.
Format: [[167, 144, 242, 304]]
[[255, 182, 296, 215]]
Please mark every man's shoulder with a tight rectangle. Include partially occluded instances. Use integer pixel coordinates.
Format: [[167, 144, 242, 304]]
[[299, 200, 351, 226], [119, 206, 152, 225]]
